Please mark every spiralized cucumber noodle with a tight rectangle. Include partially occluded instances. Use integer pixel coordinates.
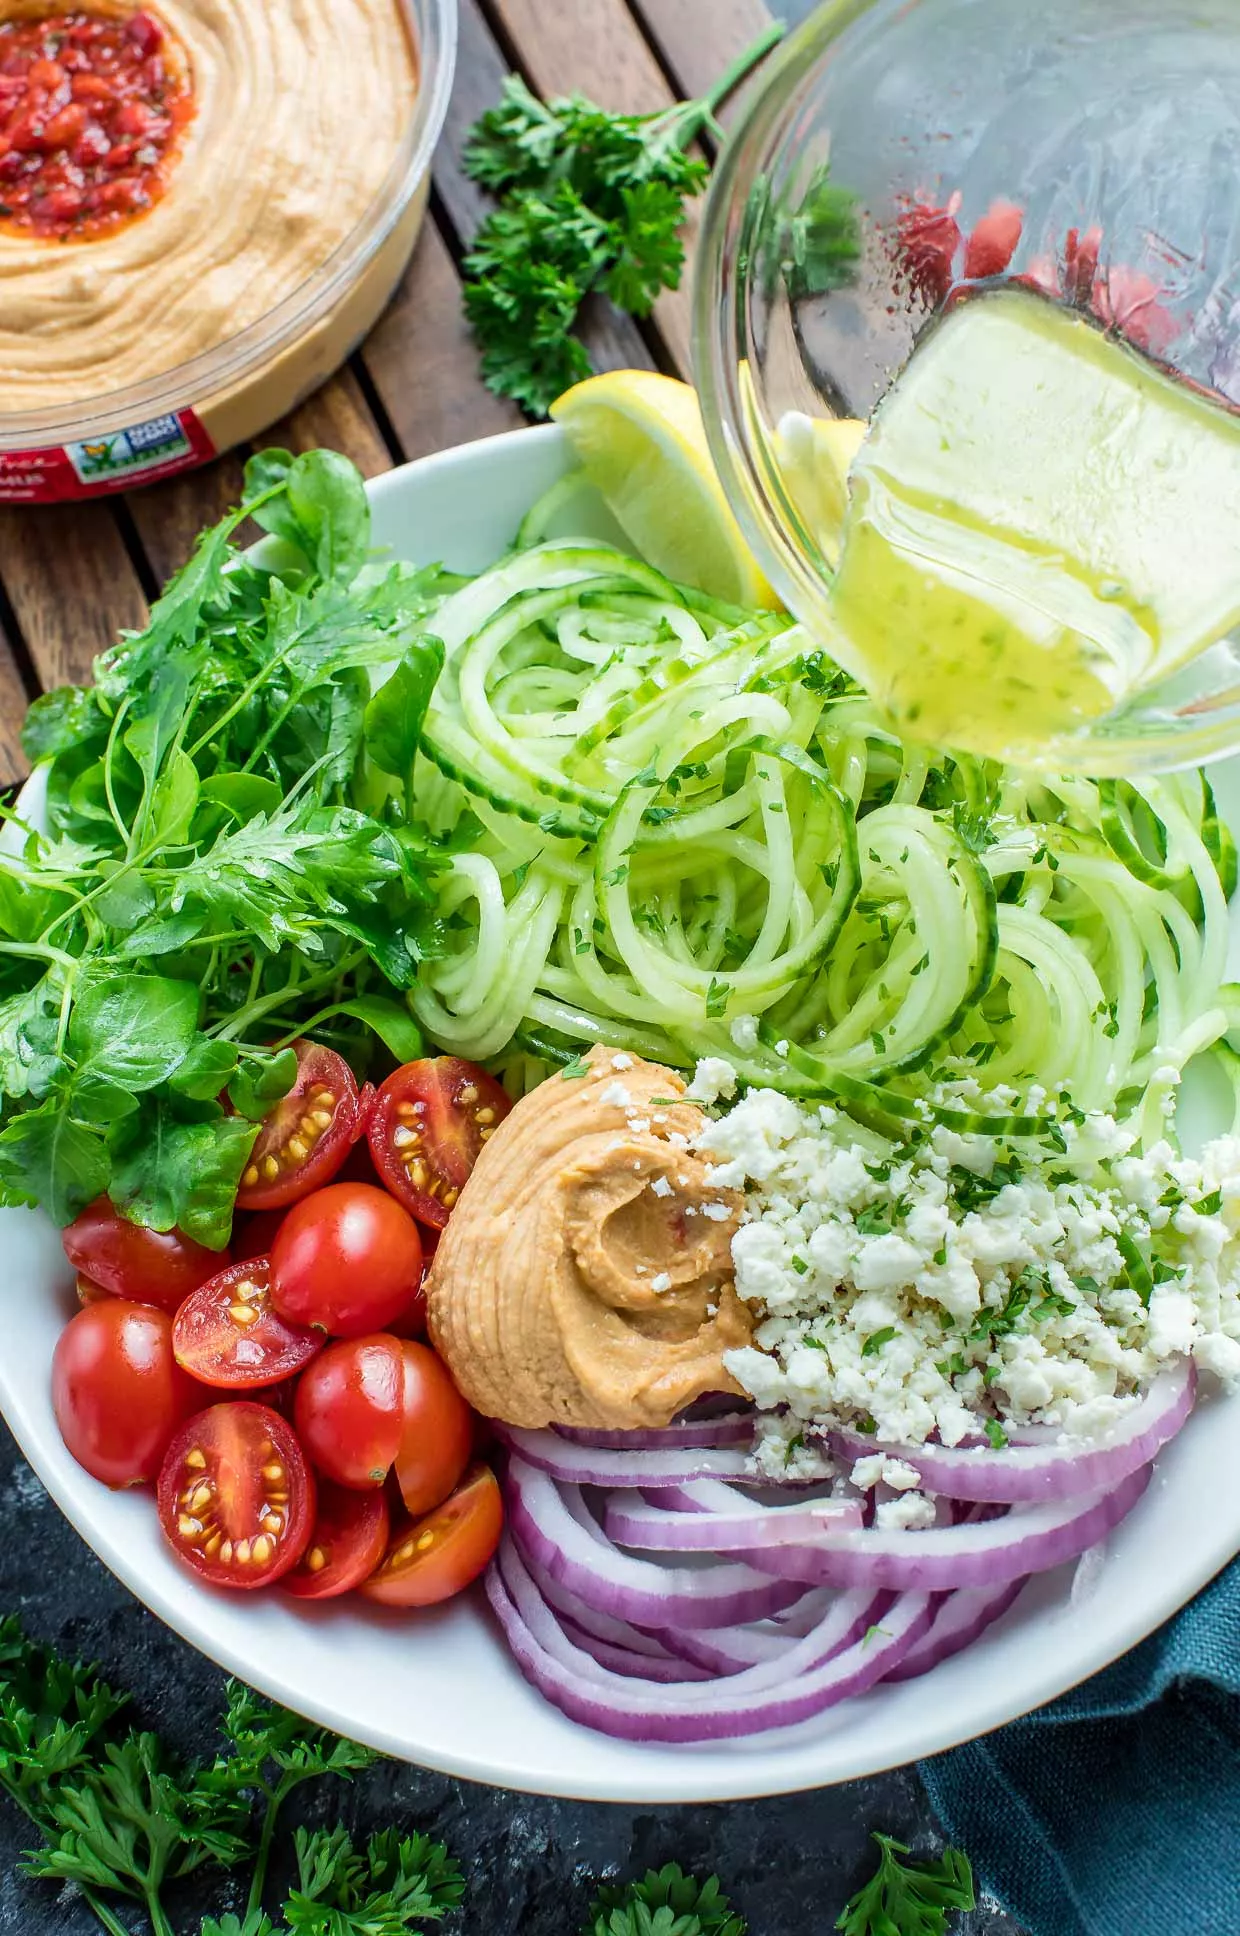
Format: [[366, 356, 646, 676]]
[[410, 514, 1240, 1143]]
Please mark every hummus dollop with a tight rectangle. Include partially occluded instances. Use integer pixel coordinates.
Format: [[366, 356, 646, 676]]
[[427, 1048, 752, 1430]]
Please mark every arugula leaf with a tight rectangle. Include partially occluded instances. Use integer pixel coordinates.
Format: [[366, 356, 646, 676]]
[[585, 1864, 746, 1936], [364, 638, 445, 788], [0, 975, 65, 1101], [20, 685, 107, 766], [302, 997, 424, 1065], [836, 1835, 975, 1936], [285, 451, 372, 584]]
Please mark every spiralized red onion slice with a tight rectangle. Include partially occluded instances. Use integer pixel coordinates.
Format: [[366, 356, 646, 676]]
[[604, 1483, 864, 1549], [555, 1612, 717, 1683], [489, 1536, 934, 1742], [554, 1412, 756, 1451], [495, 1425, 765, 1488], [519, 1551, 685, 1660], [883, 1578, 1028, 1684], [830, 1363, 1195, 1503], [710, 1464, 1154, 1591], [504, 1457, 807, 1625], [651, 1587, 884, 1680], [650, 1586, 841, 1672]]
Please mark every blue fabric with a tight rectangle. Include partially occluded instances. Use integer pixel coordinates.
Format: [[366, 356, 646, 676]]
[[919, 1558, 1240, 1936]]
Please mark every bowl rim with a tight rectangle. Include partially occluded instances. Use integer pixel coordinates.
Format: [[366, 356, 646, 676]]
[[6, 419, 1240, 1800], [0, 0, 459, 447]]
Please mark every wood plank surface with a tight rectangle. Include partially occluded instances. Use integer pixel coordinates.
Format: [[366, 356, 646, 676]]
[[364, 218, 523, 457], [128, 453, 249, 589], [0, 503, 148, 692], [0, 617, 30, 788], [269, 366, 393, 478], [633, 0, 775, 105], [436, 0, 656, 382], [486, 0, 695, 374]]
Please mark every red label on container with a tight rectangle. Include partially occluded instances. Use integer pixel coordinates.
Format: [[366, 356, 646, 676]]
[[0, 408, 215, 503]]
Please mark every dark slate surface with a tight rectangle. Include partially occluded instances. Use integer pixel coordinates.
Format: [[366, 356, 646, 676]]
[[0, 1419, 1027, 1935]]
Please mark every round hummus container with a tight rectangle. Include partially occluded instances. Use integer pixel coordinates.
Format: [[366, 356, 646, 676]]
[[0, 0, 456, 503]]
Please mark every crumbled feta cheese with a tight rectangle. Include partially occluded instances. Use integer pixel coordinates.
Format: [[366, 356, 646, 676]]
[[708, 1089, 1240, 1448], [651, 1272, 672, 1293], [701, 1202, 732, 1222], [850, 1454, 921, 1492], [610, 1053, 634, 1070], [627, 1117, 651, 1134], [650, 1175, 673, 1199], [876, 1491, 938, 1532], [730, 1013, 760, 1051], [686, 1058, 739, 1105], [599, 1082, 633, 1108]]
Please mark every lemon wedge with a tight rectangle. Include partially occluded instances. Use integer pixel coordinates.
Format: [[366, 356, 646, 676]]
[[550, 370, 779, 609], [772, 411, 867, 565]]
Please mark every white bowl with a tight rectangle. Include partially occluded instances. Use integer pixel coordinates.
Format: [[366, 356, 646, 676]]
[[4, 423, 1240, 1802]]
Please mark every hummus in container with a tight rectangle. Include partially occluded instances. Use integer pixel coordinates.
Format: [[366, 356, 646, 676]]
[[0, 0, 456, 501]]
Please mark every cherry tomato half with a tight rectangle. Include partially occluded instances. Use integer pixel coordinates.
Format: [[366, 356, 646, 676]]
[[63, 1199, 227, 1314], [367, 1058, 511, 1230], [53, 1301, 199, 1488], [236, 1042, 366, 1212], [270, 1183, 423, 1338], [282, 1483, 390, 1600], [158, 1402, 315, 1589], [293, 1333, 406, 1489], [394, 1340, 474, 1518], [172, 1257, 322, 1391], [360, 1464, 502, 1608]]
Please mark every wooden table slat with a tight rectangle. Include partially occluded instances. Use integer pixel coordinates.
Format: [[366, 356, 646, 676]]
[[484, 0, 695, 374], [0, 503, 149, 693], [631, 0, 775, 109], [363, 217, 523, 458], [269, 365, 394, 478], [128, 453, 250, 589], [0, 618, 31, 787]]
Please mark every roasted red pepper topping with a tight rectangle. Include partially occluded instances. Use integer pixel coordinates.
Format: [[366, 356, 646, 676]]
[[0, 8, 194, 241]]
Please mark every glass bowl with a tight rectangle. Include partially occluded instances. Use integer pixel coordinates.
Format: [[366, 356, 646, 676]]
[[0, 0, 456, 506], [694, 0, 1240, 774]]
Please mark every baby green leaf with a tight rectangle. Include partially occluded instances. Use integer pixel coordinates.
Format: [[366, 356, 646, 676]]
[[69, 974, 200, 1095], [364, 637, 446, 782]]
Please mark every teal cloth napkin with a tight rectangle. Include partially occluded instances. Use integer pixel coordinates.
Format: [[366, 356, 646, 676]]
[[919, 1558, 1240, 1936]]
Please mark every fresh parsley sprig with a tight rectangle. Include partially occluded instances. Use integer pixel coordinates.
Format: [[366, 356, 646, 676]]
[[0, 1617, 252, 1936], [461, 28, 784, 416], [584, 1863, 746, 1936], [837, 1833, 976, 1936], [0, 1619, 458, 1936]]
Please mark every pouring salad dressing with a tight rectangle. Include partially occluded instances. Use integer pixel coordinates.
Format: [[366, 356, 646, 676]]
[[823, 287, 1240, 763]]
